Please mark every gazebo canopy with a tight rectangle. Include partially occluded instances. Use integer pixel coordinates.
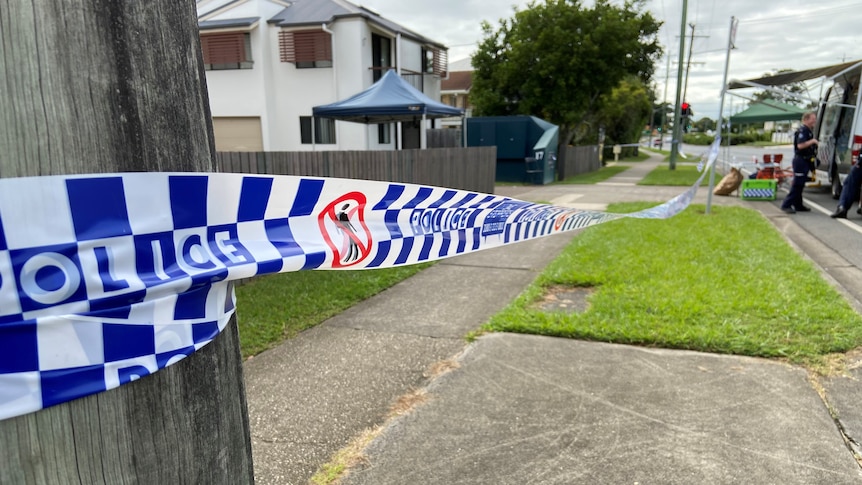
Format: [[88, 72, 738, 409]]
[[729, 101, 806, 124], [312, 70, 463, 124]]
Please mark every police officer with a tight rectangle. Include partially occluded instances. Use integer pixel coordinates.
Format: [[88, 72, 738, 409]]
[[780, 112, 819, 214], [830, 151, 862, 218]]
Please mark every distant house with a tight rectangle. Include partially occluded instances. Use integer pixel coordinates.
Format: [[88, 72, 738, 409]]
[[440, 58, 473, 129], [197, 0, 449, 151]]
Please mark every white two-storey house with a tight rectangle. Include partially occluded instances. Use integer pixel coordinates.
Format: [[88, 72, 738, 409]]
[[197, 0, 449, 151]]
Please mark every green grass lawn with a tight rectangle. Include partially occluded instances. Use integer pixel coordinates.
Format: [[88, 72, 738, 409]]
[[235, 264, 431, 358], [556, 165, 630, 184], [639, 164, 708, 186], [643, 147, 669, 156], [617, 151, 651, 162], [483, 202, 862, 370]]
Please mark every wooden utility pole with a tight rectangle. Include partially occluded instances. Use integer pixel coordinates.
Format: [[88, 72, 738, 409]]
[[669, 0, 688, 170], [682, 23, 696, 106], [0, 1, 254, 483]]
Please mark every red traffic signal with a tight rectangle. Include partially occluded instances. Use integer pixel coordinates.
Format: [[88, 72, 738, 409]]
[[681, 103, 692, 117]]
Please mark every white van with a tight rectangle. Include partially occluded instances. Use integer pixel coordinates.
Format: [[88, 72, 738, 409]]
[[814, 62, 862, 198], [729, 60, 862, 198]]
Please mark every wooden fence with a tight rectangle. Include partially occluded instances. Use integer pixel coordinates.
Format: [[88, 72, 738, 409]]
[[559, 145, 602, 180], [216, 147, 496, 194], [427, 128, 462, 148]]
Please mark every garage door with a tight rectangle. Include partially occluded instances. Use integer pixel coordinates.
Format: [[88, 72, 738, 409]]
[[212, 117, 263, 151]]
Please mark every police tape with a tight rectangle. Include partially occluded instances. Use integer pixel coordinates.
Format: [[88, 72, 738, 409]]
[[0, 138, 720, 421]]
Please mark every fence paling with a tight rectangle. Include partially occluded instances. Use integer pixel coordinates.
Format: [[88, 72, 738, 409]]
[[426, 128, 462, 148], [217, 145, 601, 189], [216, 147, 497, 195], [560, 145, 602, 180]]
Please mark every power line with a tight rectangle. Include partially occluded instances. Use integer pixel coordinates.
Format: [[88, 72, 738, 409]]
[[741, 2, 862, 25]]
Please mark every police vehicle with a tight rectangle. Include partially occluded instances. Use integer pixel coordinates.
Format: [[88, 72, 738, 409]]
[[729, 59, 862, 199]]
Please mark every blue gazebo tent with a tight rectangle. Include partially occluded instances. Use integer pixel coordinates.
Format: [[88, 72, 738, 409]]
[[312, 70, 463, 148]]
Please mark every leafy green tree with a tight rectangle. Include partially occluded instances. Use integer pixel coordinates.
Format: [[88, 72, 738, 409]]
[[751, 68, 806, 106], [596, 76, 652, 145], [693, 117, 716, 133], [651, 101, 673, 132], [471, 0, 662, 154]]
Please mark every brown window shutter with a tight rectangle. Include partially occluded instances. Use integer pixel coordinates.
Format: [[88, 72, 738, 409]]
[[433, 49, 448, 77], [280, 30, 332, 63], [201, 33, 246, 64]]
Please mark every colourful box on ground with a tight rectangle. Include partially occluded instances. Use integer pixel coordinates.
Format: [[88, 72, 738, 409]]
[[741, 179, 777, 200]]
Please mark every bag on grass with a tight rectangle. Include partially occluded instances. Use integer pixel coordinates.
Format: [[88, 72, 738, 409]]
[[713, 167, 743, 196]]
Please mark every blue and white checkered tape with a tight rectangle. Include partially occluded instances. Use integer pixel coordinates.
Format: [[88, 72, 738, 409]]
[[0, 138, 720, 420], [742, 188, 776, 199]]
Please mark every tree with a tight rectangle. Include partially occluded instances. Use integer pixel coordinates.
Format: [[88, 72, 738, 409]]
[[752, 68, 807, 106], [596, 76, 653, 145], [471, 0, 662, 154], [693, 117, 716, 133], [650, 101, 674, 132], [0, 1, 253, 483]]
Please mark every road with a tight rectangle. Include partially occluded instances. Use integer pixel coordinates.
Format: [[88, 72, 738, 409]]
[[644, 137, 793, 167], [674, 141, 793, 168]]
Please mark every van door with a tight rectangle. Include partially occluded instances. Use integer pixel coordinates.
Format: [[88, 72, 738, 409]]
[[815, 80, 857, 197]]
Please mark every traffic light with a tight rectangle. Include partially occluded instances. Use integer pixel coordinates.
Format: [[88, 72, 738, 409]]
[[680, 103, 692, 132], [681, 102, 692, 117]]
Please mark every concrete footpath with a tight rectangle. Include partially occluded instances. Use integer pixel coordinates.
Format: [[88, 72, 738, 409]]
[[243, 153, 862, 484]]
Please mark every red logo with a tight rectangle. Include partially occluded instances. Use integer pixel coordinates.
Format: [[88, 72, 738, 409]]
[[318, 192, 372, 268], [554, 213, 569, 231]]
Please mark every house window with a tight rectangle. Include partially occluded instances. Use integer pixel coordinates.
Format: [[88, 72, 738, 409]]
[[200, 32, 253, 70], [423, 48, 434, 74], [371, 34, 392, 82], [378, 123, 391, 144], [280, 30, 332, 68], [422, 47, 447, 77], [300, 116, 336, 144]]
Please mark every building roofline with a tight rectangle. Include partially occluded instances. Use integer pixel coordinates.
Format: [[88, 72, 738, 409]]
[[267, 1, 446, 50], [199, 17, 260, 31]]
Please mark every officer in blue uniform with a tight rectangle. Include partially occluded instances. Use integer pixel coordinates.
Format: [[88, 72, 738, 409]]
[[780, 112, 819, 214], [830, 152, 862, 218]]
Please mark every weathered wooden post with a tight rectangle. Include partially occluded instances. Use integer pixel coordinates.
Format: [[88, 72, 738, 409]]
[[0, 1, 254, 483]]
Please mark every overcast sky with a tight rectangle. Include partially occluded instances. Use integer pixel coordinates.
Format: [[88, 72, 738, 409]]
[[358, 0, 862, 121]]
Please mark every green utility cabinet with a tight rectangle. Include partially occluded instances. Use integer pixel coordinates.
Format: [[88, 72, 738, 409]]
[[465, 116, 559, 184]]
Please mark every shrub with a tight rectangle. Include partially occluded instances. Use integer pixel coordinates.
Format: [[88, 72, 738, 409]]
[[682, 133, 714, 145]]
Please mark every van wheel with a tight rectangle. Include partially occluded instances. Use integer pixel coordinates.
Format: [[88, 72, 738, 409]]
[[832, 175, 842, 199]]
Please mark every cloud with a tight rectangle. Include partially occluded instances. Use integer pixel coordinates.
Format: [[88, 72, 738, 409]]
[[359, 0, 862, 120], [360, 0, 532, 60]]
